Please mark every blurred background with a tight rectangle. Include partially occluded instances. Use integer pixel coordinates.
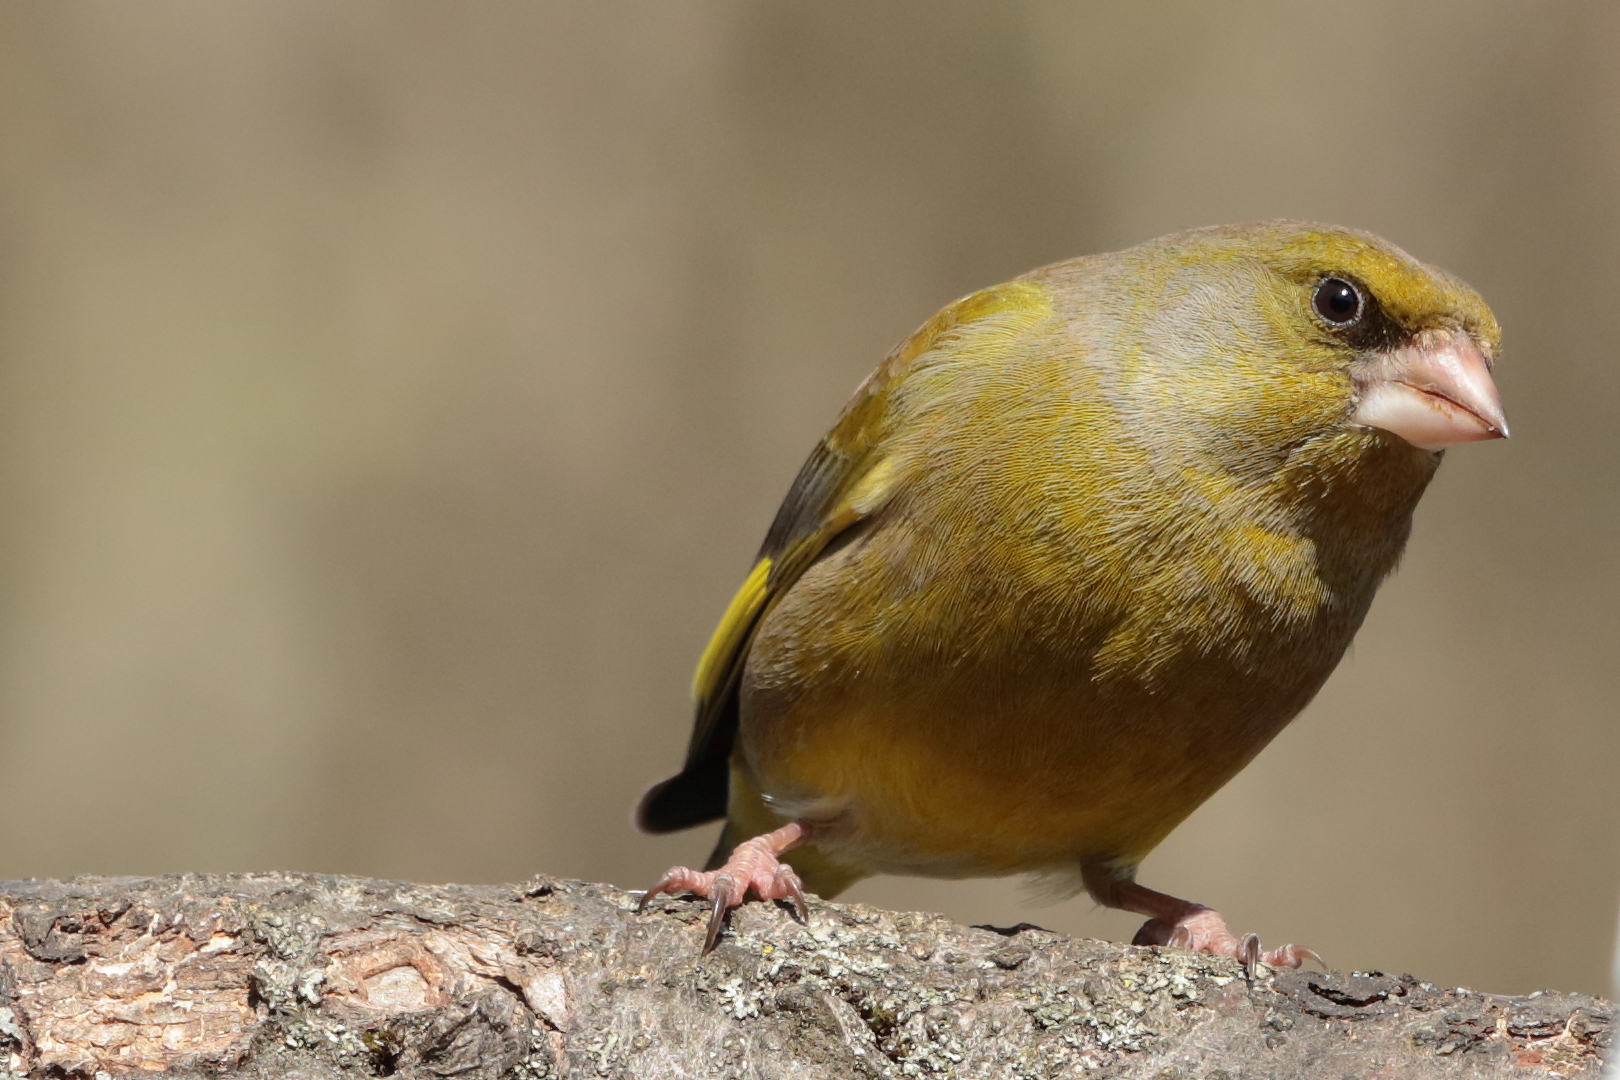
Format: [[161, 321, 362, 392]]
[[0, 1, 1614, 998]]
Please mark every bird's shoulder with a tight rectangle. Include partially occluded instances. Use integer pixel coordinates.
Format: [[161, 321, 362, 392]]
[[690, 279, 1059, 709]]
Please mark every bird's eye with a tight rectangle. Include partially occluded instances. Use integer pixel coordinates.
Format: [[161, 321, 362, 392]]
[[1312, 277, 1363, 326]]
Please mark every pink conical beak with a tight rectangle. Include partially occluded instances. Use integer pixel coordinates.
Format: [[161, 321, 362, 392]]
[[1351, 330, 1508, 451]]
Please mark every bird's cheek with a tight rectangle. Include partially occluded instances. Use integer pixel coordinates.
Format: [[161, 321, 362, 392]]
[[1349, 332, 1508, 451]]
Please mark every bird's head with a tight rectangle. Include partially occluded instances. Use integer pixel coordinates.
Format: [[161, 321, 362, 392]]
[[1105, 222, 1507, 479]]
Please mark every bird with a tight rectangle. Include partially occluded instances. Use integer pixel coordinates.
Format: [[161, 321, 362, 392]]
[[635, 221, 1508, 965]]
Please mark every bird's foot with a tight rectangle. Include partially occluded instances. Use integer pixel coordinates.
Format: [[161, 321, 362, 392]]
[[1085, 873, 1321, 973], [637, 822, 808, 953], [1132, 906, 1322, 971]]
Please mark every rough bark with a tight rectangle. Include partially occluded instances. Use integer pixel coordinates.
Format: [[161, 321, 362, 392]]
[[0, 873, 1608, 1079]]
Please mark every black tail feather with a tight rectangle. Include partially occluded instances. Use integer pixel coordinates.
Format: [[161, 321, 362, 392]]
[[635, 755, 729, 834]]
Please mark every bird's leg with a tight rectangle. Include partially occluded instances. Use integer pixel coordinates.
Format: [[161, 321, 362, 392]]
[[1085, 868, 1321, 971], [637, 822, 809, 953]]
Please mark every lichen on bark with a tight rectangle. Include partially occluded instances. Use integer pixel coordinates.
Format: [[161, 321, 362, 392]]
[[0, 873, 1610, 1078]]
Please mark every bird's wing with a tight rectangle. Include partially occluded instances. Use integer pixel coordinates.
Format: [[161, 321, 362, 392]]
[[636, 281, 1050, 832]]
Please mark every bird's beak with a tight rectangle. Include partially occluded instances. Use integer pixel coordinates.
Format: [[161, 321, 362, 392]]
[[1350, 330, 1509, 451]]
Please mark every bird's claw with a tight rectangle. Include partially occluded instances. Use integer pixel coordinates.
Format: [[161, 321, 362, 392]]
[[636, 823, 809, 954], [1135, 907, 1322, 971], [636, 868, 684, 913], [1261, 942, 1325, 970], [703, 873, 736, 953], [776, 864, 809, 922]]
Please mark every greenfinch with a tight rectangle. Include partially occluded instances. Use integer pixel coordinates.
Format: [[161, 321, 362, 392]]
[[636, 221, 1507, 964]]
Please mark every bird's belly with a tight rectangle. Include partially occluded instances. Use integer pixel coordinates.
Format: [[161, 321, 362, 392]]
[[739, 665, 1315, 879], [736, 493, 1378, 882]]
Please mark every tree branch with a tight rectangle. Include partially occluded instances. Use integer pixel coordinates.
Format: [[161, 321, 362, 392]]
[[0, 873, 1609, 1078]]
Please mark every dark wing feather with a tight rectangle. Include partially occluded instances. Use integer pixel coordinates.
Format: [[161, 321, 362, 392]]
[[634, 432, 889, 832]]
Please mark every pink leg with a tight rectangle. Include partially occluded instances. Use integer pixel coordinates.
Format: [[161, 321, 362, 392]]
[[637, 822, 809, 953], [1090, 873, 1322, 971]]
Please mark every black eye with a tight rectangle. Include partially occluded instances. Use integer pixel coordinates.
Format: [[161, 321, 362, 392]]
[[1312, 277, 1363, 326]]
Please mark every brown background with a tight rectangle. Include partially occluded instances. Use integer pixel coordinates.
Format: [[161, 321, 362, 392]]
[[0, 1, 1614, 997]]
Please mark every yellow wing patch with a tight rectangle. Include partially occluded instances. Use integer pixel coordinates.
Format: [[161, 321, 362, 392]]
[[691, 556, 773, 707]]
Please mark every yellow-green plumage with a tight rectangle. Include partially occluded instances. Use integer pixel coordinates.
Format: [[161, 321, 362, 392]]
[[640, 221, 1502, 912]]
